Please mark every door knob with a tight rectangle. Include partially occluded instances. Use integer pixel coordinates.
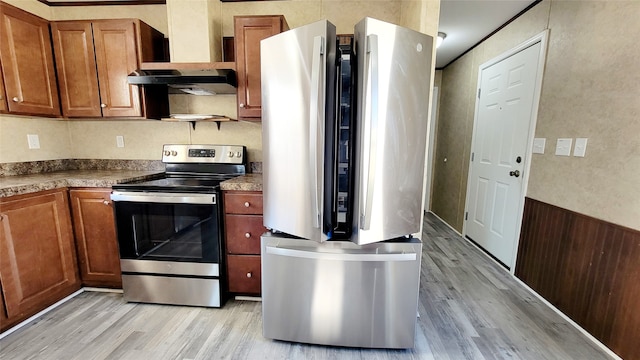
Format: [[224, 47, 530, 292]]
[[509, 170, 521, 177]]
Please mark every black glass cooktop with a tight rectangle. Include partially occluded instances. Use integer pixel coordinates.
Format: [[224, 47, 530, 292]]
[[112, 174, 239, 193]]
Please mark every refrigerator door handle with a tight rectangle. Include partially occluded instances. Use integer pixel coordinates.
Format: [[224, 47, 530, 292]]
[[361, 34, 379, 231], [309, 35, 325, 229], [265, 245, 416, 262]]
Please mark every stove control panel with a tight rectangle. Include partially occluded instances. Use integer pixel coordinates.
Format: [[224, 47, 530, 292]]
[[162, 144, 245, 164], [189, 149, 216, 158]]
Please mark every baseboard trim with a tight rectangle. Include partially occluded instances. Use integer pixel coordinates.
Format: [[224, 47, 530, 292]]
[[83, 287, 123, 294], [0, 287, 125, 340], [427, 211, 621, 359], [427, 211, 463, 236], [0, 288, 84, 340], [513, 277, 622, 360], [234, 295, 262, 302]]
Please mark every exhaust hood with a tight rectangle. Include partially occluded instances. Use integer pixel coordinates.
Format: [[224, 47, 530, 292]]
[[127, 66, 237, 95]]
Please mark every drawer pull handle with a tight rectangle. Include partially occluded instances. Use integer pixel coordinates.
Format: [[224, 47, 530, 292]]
[[245, 232, 251, 238], [246, 272, 252, 278], [244, 201, 250, 207]]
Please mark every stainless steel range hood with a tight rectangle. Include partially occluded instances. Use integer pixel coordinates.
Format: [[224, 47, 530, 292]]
[[127, 64, 237, 95]]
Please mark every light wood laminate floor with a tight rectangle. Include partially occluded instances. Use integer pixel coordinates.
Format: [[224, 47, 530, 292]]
[[0, 214, 613, 359]]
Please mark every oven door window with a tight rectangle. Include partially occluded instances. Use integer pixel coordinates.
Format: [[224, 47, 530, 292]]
[[114, 201, 220, 263]]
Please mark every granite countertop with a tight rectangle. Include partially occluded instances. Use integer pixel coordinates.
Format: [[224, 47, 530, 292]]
[[0, 170, 164, 198], [220, 173, 263, 192]]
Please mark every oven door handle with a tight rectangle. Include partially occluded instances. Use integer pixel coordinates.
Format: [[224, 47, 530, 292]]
[[110, 191, 216, 205]]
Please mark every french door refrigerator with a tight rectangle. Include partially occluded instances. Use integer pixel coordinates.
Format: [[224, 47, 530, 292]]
[[260, 17, 433, 349]]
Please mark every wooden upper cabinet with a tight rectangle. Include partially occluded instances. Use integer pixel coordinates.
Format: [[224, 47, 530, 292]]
[[0, 65, 7, 113], [0, 189, 80, 327], [0, 2, 60, 117], [52, 19, 165, 118], [69, 189, 121, 288], [234, 15, 288, 120], [51, 22, 102, 117]]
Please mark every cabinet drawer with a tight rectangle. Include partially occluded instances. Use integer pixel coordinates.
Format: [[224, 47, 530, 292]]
[[224, 192, 263, 214], [225, 214, 265, 255], [227, 255, 261, 295]]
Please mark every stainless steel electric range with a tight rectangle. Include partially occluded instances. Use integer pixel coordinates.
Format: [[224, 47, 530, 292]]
[[111, 144, 247, 307]]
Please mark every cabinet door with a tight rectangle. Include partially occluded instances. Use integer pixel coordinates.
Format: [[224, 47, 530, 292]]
[[92, 20, 141, 117], [0, 282, 7, 324], [0, 3, 60, 116], [0, 65, 7, 113], [225, 214, 265, 255], [51, 22, 102, 117], [0, 190, 80, 321], [69, 189, 122, 288], [227, 255, 261, 295], [234, 16, 288, 120], [224, 191, 264, 215]]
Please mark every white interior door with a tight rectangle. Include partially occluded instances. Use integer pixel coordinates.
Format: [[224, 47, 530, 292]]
[[465, 42, 542, 268]]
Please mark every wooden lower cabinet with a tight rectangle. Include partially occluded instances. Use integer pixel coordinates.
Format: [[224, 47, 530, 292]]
[[69, 189, 122, 288], [0, 189, 81, 332], [227, 255, 261, 294], [224, 191, 265, 296]]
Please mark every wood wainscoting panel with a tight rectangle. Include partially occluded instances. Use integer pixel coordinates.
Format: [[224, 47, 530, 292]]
[[515, 197, 640, 360]]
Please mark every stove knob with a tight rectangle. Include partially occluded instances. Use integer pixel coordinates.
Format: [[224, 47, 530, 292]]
[[228, 151, 234, 158], [236, 151, 242, 158], [171, 150, 178, 156], [163, 150, 171, 156]]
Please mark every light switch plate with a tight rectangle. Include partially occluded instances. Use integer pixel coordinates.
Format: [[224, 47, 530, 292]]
[[532, 138, 546, 154], [574, 138, 588, 157], [555, 138, 572, 156], [27, 134, 40, 149], [116, 135, 125, 148]]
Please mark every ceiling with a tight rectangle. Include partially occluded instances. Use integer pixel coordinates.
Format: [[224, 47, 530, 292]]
[[436, 0, 538, 68]]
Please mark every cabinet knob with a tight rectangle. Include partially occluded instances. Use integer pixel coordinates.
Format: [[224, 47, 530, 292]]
[[239, 103, 245, 108], [0, 95, 3, 100], [246, 272, 252, 278], [103, 200, 110, 206], [12, 97, 20, 102], [100, 103, 107, 108], [244, 201, 250, 207], [245, 232, 251, 238]]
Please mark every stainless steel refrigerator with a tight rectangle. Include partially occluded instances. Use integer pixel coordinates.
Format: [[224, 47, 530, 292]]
[[260, 17, 433, 349]]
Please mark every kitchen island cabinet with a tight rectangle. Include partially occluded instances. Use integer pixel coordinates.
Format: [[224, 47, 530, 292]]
[[224, 190, 265, 295], [0, 2, 60, 117], [234, 15, 288, 121], [0, 189, 80, 332], [69, 188, 121, 289], [51, 19, 167, 119]]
